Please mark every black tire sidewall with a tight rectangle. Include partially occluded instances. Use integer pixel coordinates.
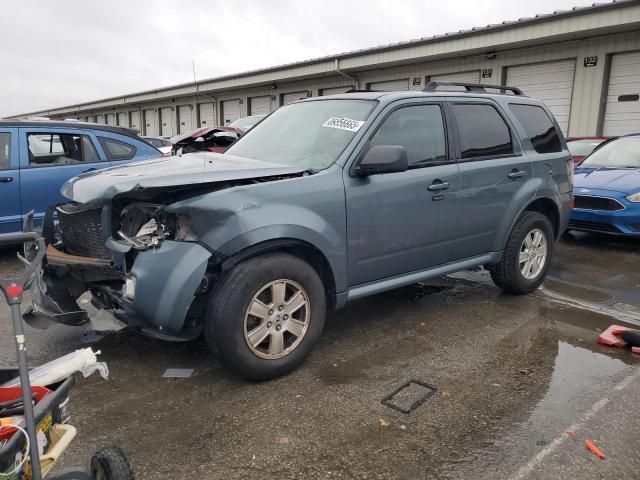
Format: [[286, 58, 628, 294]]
[[507, 213, 554, 292], [210, 253, 326, 381]]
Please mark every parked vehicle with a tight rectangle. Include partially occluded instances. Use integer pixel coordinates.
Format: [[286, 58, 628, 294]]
[[566, 136, 610, 165], [569, 134, 640, 236], [0, 120, 162, 235], [171, 126, 242, 154], [142, 136, 172, 156], [228, 115, 266, 133], [24, 84, 572, 380]]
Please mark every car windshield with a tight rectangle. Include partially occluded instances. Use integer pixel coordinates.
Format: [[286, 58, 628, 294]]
[[225, 99, 375, 171], [228, 115, 265, 131], [567, 139, 605, 157], [581, 136, 640, 168]]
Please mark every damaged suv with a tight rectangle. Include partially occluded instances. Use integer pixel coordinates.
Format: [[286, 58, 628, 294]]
[[26, 84, 573, 380]]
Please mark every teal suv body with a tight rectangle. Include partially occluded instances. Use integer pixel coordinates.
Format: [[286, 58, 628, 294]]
[[28, 85, 573, 380]]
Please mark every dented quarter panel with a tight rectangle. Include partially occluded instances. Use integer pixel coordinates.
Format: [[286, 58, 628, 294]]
[[165, 164, 349, 292], [128, 240, 211, 333]]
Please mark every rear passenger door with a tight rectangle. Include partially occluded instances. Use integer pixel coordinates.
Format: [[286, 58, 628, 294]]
[[19, 128, 106, 225], [448, 100, 532, 259], [0, 128, 21, 234]]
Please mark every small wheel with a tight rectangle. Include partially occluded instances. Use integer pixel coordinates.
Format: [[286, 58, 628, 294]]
[[90, 447, 134, 480], [489, 211, 554, 294], [206, 252, 326, 381]]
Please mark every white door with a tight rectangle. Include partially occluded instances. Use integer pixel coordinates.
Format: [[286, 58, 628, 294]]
[[603, 51, 640, 136], [221, 99, 241, 124], [105, 113, 115, 125], [320, 86, 352, 96], [178, 105, 193, 134], [143, 109, 156, 136], [506, 59, 576, 134], [282, 92, 308, 105], [249, 96, 272, 115], [117, 112, 128, 127], [429, 71, 481, 84], [368, 79, 409, 91], [130, 111, 140, 130], [199, 103, 215, 127], [159, 107, 174, 137], [96, 114, 104, 124], [85, 116, 92, 123]]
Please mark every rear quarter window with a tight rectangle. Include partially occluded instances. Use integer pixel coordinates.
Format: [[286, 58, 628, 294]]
[[509, 104, 562, 154], [98, 137, 137, 160]]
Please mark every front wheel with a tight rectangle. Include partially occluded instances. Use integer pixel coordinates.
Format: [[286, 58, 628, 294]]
[[90, 447, 134, 480], [206, 253, 326, 381], [489, 211, 554, 294]]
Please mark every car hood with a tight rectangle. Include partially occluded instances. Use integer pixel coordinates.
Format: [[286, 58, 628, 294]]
[[573, 166, 640, 194], [61, 152, 305, 204]]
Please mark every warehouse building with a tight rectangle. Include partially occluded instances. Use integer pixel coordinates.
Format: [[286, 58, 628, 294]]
[[11, 0, 640, 137]]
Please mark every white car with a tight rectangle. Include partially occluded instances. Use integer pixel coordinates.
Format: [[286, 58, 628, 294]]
[[142, 136, 172, 156]]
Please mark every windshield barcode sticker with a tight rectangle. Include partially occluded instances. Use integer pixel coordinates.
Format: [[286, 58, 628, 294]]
[[322, 117, 364, 132]]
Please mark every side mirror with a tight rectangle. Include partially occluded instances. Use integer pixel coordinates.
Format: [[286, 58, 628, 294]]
[[355, 145, 409, 177]]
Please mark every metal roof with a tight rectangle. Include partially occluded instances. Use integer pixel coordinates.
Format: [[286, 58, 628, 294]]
[[0, 119, 140, 138], [10, 0, 635, 117]]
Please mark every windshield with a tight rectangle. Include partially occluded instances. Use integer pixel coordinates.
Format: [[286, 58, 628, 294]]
[[225, 99, 375, 170], [567, 139, 606, 157], [229, 115, 265, 131], [581, 136, 640, 168]]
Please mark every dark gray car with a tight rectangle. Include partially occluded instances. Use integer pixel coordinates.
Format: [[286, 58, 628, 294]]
[[26, 84, 573, 380]]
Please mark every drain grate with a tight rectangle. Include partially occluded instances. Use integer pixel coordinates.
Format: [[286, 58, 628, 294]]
[[381, 380, 438, 414]]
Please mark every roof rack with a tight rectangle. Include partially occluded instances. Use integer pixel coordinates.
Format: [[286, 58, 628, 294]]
[[422, 81, 525, 96]]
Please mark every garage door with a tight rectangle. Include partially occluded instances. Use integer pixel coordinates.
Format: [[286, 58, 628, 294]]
[[506, 59, 576, 133], [117, 112, 128, 128], [249, 96, 272, 115], [282, 92, 309, 105], [178, 105, 193, 134], [603, 51, 640, 136], [96, 114, 104, 124], [320, 86, 352, 96], [105, 114, 115, 126], [368, 79, 409, 91], [143, 109, 156, 136], [85, 116, 93, 123], [159, 107, 174, 137], [221, 99, 241, 124], [429, 71, 481, 84], [130, 111, 140, 130], [199, 103, 214, 127]]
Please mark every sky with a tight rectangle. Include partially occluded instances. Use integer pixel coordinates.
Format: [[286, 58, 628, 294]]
[[0, 0, 600, 117]]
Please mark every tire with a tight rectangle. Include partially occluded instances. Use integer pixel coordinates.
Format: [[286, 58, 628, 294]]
[[489, 211, 554, 294], [206, 252, 326, 381], [90, 447, 134, 480]]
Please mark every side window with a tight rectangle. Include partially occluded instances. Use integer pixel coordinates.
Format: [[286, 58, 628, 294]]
[[370, 104, 446, 166], [452, 104, 514, 159], [27, 133, 100, 167], [0, 133, 10, 170], [98, 137, 137, 160], [509, 104, 562, 154]]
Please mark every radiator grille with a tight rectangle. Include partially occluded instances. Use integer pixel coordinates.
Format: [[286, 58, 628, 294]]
[[57, 203, 111, 258], [573, 195, 624, 211], [568, 220, 621, 233]]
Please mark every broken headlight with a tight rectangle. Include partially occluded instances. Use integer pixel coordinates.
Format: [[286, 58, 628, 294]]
[[117, 203, 188, 249]]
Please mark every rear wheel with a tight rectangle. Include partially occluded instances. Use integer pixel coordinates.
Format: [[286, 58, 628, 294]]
[[489, 211, 554, 294], [90, 447, 134, 480], [206, 253, 326, 381]]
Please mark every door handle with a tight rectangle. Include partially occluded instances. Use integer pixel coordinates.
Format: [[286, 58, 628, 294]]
[[508, 170, 527, 179], [0, 177, 13, 183], [427, 181, 451, 191]]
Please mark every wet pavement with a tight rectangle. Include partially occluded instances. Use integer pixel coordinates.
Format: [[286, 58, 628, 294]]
[[0, 232, 639, 479]]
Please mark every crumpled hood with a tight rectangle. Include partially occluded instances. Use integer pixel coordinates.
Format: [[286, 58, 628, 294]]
[[573, 166, 640, 194], [61, 151, 305, 204]]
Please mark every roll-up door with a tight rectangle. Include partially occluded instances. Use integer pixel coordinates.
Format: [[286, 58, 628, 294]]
[[320, 86, 352, 95], [178, 105, 193, 134], [506, 59, 576, 133], [198, 103, 214, 126], [249, 96, 272, 115], [282, 92, 309, 105], [117, 112, 128, 127], [105, 113, 115, 125], [130, 111, 140, 130], [143, 109, 156, 136], [221, 99, 241, 124], [367, 79, 409, 91], [159, 107, 174, 137], [96, 114, 104, 124], [603, 51, 640, 136]]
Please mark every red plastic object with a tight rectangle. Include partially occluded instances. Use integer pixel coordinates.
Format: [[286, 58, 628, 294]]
[[633, 347, 640, 355], [0, 385, 52, 440], [597, 325, 634, 348], [5, 284, 23, 298]]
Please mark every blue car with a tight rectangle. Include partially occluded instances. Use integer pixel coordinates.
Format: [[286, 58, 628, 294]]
[[570, 134, 640, 236], [0, 120, 161, 234]]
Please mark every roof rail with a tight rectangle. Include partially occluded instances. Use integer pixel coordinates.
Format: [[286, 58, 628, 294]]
[[422, 81, 525, 96]]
